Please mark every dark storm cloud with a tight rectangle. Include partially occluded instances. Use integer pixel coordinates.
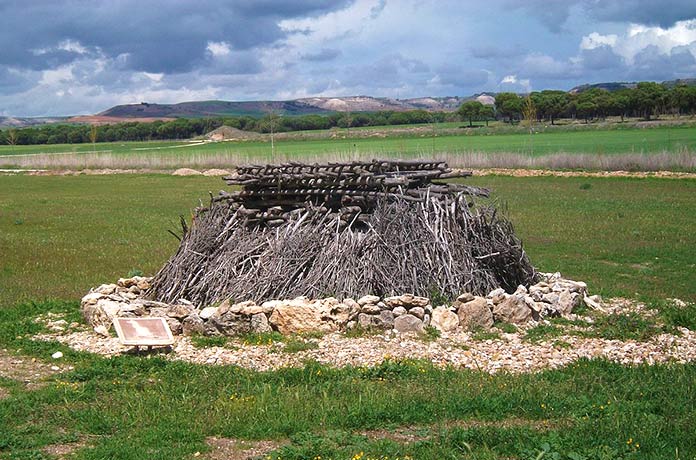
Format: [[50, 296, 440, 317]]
[[341, 54, 429, 89], [205, 51, 265, 75], [435, 65, 489, 87], [503, 0, 576, 32], [470, 44, 526, 60], [301, 48, 343, 62], [3, 0, 696, 117], [0, 0, 355, 74], [629, 45, 696, 80], [507, 0, 696, 32], [23, 49, 88, 72], [233, 0, 355, 17], [580, 45, 625, 71], [0, 66, 36, 94], [588, 1, 696, 29]]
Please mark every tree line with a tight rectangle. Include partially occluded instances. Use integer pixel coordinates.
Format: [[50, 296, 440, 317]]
[[3, 81, 696, 146], [0, 110, 455, 146], [458, 82, 696, 126]]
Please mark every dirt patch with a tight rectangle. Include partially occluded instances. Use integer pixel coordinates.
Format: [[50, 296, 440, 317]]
[[5, 167, 695, 179], [172, 168, 203, 176], [0, 348, 63, 389], [361, 417, 569, 443], [42, 439, 88, 459], [201, 437, 287, 460], [203, 168, 232, 177], [203, 126, 263, 141], [470, 168, 696, 179], [0, 386, 9, 399]]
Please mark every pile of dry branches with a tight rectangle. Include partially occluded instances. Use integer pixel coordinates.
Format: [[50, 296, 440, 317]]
[[148, 160, 538, 305]]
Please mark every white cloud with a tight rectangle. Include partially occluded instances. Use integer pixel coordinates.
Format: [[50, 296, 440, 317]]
[[580, 32, 618, 50], [581, 19, 696, 64], [499, 74, 531, 92], [206, 41, 232, 57], [280, 0, 379, 44], [39, 66, 74, 85], [143, 72, 164, 82], [57, 39, 88, 54], [31, 39, 89, 56], [523, 54, 570, 76]]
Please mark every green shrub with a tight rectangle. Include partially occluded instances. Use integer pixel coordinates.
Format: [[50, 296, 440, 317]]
[[524, 324, 563, 342], [126, 268, 144, 277]]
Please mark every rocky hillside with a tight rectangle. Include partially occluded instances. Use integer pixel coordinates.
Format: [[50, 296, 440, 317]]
[[98, 100, 327, 118], [94, 95, 489, 120]]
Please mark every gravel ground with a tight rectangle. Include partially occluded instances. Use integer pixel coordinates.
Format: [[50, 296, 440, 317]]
[[33, 299, 696, 374], [3, 168, 695, 179]]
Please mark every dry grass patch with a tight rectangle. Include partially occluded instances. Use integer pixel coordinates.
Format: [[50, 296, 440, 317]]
[[0, 348, 62, 389], [202, 437, 288, 460], [42, 438, 88, 459], [360, 417, 571, 443]]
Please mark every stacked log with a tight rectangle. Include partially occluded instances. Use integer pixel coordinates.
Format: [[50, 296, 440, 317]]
[[214, 159, 489, 229]]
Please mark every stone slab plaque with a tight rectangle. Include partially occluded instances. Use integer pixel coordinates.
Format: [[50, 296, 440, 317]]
[[112, 317, 174, 346]]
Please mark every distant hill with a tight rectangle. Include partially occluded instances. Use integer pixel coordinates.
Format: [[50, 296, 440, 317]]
[[1, 96, 480, 127], [98, 99, 333, 118], [0, 116, 66, 128], [569, 82, 637, 93], [662, 78, 696, 88], [95, 96, 481, 121], [4, 77, 695, 128], [570, 78, 696, 94]]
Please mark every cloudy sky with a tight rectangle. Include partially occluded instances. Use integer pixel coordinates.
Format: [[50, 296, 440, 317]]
[[1, 0, 696, 116]]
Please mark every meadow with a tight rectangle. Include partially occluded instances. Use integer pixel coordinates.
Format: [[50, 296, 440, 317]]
[[2, 124, 696, 172], [2, 174, 695, 306], [1, 174, 696, 459]]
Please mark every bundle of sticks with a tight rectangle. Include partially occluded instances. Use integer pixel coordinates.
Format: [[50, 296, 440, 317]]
[[147, 160, 537, 305], [215, 159, 489, 229]]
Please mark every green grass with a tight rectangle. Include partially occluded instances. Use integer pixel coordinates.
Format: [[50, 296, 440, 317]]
[[2, 124, 696, 161], [420, 325, 442, 342], [524, 313, 663, 343], [238, 331, 286, 346], [467, 175, 696, 303], [190, 331, 319, 353], [2, 175, 695, 307], [190, 334, 233, 349], [1, 301, 695, 460], [1, 174, 696, 459], [655, 301, 696, 330], [0, 139, 191, 156], [471, 327, 502, 341], [280, 337, 320, 353], [0, 174, 220, 306], [584, 313, 662, 342], [496, 322, 519, 334]]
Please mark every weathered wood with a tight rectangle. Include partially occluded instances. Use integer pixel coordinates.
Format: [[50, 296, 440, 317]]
[[146, 159, 538, 305]]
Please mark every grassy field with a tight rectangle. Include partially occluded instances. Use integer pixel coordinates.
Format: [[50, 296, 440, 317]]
[[0, 175, 219, 306], [1, 174, 694, 307], [1, 174, 695, 459], [1, 312, 695, 460], [2, 125, 696, 171]]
